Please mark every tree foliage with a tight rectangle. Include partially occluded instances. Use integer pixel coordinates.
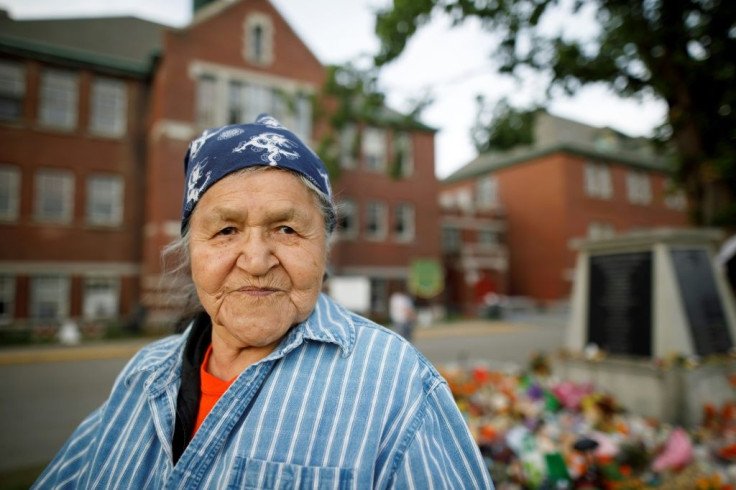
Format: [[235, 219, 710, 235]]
[[375, 0, 736, 226], [472, 97, 537, 153]]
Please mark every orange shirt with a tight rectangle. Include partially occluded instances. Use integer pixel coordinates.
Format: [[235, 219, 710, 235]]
[[192, 345, 235, 437]]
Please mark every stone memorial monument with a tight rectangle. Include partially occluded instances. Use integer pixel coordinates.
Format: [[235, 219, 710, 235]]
[[557, 228, 736, 425]]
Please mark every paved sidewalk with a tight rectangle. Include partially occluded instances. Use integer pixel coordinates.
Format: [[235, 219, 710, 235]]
[[0, 320, 539, 366], [0, 338, 156, 365]]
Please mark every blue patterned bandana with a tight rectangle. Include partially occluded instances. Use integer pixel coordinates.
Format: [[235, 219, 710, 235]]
[[181, 114, 333, 233]]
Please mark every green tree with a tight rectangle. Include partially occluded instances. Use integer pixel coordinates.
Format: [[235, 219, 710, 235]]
[[472, 97, 536, 153], [375, 0, 736, 226]]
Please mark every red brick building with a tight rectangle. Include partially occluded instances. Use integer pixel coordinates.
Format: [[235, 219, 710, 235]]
[[441, 111, 689, 305], [0, 0, 440, 329], [439, 194, 508, 317], [328, 119, 440, 317]]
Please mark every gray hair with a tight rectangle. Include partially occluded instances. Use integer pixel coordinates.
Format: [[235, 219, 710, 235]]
[[161, 166, 336, 319]]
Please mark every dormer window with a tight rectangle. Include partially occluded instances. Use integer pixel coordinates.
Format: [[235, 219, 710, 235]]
[[244, 14, 274, 66]]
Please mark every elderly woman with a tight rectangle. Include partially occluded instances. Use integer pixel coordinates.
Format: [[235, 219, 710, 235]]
[[34, 115, 493, 489]]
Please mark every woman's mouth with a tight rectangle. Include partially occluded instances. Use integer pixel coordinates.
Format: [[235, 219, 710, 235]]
[[236, 287, 280, 297]]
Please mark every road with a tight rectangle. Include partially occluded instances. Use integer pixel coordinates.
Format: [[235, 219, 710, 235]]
[[0, 313, 567, 477]]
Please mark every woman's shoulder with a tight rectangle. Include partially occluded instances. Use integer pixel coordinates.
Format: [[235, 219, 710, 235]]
[[347, 311, 447, 393], [116, 333, 187, 387]]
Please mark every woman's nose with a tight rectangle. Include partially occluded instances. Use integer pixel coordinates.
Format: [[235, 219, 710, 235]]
[[235, 232, 278, 276]]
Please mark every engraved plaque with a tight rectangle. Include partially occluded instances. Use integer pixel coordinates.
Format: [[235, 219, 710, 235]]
[[588, 252, 652, 356]]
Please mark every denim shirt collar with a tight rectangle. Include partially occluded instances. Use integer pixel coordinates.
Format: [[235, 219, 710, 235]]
[[126, 293, 356, 393]]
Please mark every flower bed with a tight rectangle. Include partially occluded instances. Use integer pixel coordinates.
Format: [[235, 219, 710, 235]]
[[441, 356, 736, 489]]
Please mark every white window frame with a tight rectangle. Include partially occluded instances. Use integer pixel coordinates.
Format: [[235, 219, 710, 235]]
[[363, 127, 387, 172], [439, 191, 455, 210], [244, 13, 274, 66], [337, 198, 358, 239], [0, 164, 20, 221], [0, 275, 15, 324], [476, 175, 498, 209], [83, 276, 120, 319], [196, 74, 217, 127], [584, 161, 613, 199], [339, 124, 358, 169], [293, 92, 312, 141], [89, 78, 127, 137], [30, 275, 70, 320], [456, 188, 474, 212], [365, 201, 387, 240], [392, 132, 413, 177], [244, 82, 273, 122], [393, 203, 415, 242], [39, 69, 78, 130], [86, 174, 124, 226], [0, 60, 25, 122], [587, 221, 616, 240], [626, 170, 652, 205], [34, 169, 75, 223], [227, 80, 246, 124]]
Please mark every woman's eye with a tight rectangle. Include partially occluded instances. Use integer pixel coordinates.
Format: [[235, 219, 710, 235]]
[[218, 226, 237, 236], [278, 226, 296, 235]]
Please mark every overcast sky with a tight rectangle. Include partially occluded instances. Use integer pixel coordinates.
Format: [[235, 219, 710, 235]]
[[0, 0, 667, 178]]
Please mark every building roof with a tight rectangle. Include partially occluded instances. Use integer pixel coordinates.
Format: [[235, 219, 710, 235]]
[[0, 15, 167, 76], [444, 111, 673, 183]]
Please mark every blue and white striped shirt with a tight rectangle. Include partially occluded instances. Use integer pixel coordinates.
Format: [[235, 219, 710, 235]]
[[34, 294, 493, 489]]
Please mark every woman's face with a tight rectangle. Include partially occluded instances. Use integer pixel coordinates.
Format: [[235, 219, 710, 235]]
[[188, 169, 327, 350]]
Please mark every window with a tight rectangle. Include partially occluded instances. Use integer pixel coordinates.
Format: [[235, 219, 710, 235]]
[[365, 201, 387, 240], [363, 127, 387, 172], [339, 124, 358, 169], [35, 169, 74, 223], [244, 14, 274, 66], [477, 229, 498, 246], [196, 74, 217, 127], [627, 170, 652, 205], [587, 222, 616, 240], [664, 179, 687, 210], [584, 161, 613, 199], [369, 277, 387, 314], [0, 165, 20, 221], [245, 83, 273, 122], [0, 276, 15, 324], [442, 226, 461, 252], [439, 192, 455, 210], [90, 78, 127, 136], [456, 188, 473, 212], [30, 276, 70, 320], [392, 132, 413, 177], [83, 277, 119, 319], [337, 199, 358, 238], [227, 80, 246, 124], [0, 61, 24, 122], [476, 176, 498, 209], [293, 92, 312, 141], [393, 203, 415, 242], [39, 69, 78, 129], [86, 174, 123, 226]]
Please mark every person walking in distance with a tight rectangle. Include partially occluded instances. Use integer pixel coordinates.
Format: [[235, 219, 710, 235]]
[[390, 290, 416, 342]]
